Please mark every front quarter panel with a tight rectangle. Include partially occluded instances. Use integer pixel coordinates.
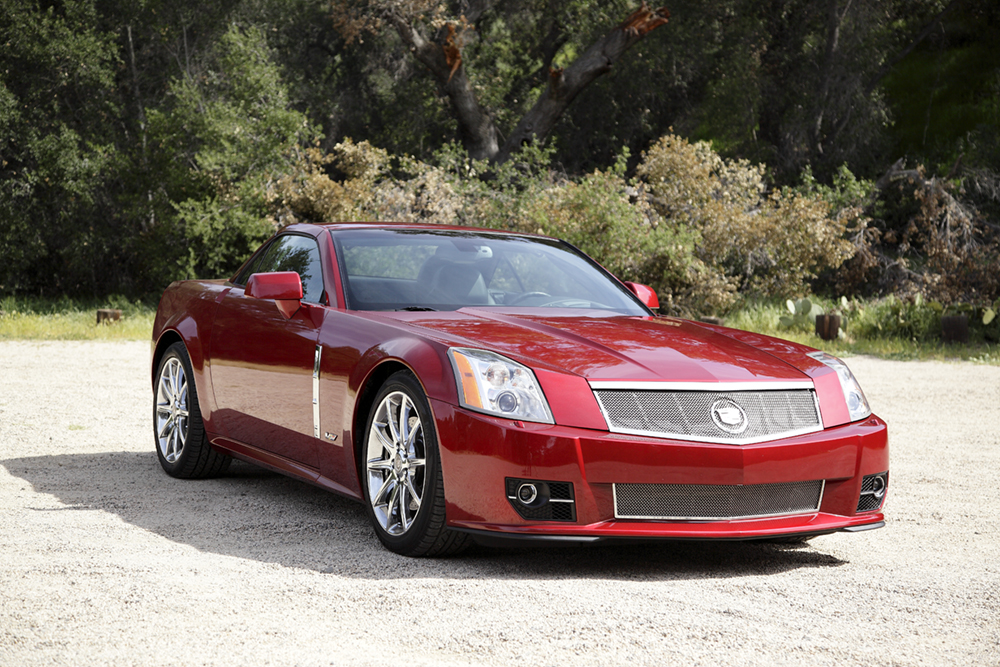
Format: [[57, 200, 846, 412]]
[[315, 310, 458, 496], [151, 280, 230, 434]]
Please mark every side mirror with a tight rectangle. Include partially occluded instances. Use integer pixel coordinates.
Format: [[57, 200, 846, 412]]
[[623, 281, 659, 310], [247, 272, 303, 319]]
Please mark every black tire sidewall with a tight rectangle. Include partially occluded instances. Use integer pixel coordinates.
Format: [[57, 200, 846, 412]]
[[361, 371, 444, 555]]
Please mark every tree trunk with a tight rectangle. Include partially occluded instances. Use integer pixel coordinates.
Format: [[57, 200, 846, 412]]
[[389, 14, 500, 161], [389, 2, 669, 164], [495, 3, 669, 164]]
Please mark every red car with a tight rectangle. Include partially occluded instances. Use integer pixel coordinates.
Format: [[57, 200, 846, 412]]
[[152, 223, 888, 556]]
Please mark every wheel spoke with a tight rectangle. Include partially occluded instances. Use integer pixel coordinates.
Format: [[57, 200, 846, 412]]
[[397, 396, 411, 447], [406, 419, 420, 448], [404, 477, 422, 511], [373, 423, 395, 453], [166, 426, 177, 461], [166, 362, 179, 397], [386, 484, 401, 532], [158, 374, 172, 402], [367, 457, 393, 472], [398, 482, 409, 529], [158, 416, 174, 440], [372, 476, 394, 507], [385, 396, 401, 443]]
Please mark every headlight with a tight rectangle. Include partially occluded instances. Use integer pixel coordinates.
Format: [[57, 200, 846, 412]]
[[807, 351, 871, 422], [448, 348, 554, 424]]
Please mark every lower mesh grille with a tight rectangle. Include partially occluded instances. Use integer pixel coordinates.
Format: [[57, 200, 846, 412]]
[[614, 480, 824, 520]]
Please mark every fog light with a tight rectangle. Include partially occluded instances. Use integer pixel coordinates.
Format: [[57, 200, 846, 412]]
[[505, 478, 576, 522], [517, 483, 538, 505], [857, 471, 889, 512]]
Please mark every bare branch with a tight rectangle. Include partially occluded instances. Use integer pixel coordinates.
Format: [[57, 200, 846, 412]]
[[388, 12, 500, 160], [496, 2, 670, 164]]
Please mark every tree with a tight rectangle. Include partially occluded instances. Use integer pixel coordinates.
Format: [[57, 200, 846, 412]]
[[0, 0, 123, 295], [689, 0, 976, 181], [329, 0, 670, 163], [146, 24, 316, 279]]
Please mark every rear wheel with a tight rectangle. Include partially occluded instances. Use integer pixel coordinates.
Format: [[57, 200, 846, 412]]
[[154, 342, 231, 479], [361, 371, 468, 557]]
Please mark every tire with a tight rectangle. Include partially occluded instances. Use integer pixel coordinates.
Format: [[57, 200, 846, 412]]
[[153, 342, 231, 479], [361, 371, 469, 557]]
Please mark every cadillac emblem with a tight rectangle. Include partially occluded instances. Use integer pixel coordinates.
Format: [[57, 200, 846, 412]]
[[710, 398, 748, 434]]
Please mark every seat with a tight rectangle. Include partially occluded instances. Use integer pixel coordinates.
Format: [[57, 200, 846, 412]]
[[416, 253, 490, 306]]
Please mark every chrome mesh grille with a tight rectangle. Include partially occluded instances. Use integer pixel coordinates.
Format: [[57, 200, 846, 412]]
[[614, 480, 824, 520], [592, 388, 821, 444]]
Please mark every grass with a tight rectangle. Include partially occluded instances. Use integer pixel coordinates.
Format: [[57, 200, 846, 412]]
[[2, 293, 998, 365], [723, 298, 1000, 365], [0, 296, 156, 341]]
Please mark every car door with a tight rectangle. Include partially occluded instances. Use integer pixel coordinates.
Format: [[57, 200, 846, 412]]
[[210, 233, 327, 470]]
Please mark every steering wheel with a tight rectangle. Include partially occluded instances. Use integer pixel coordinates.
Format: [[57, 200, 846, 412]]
[[506, 291, 551, 305], [542, 298, 603, 309]]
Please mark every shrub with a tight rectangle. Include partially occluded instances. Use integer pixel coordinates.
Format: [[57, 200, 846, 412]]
[[637, 134, 855, 301]]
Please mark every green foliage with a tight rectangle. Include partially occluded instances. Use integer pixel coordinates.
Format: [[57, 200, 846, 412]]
[[0, 0, 997, 306], [0, 295, 155, 340], [842, 294, 998, 344], [883, 4, 1000, 169], [147, 24, 315, 280], [0, 0, 123, 295], [724, 297, 999, 364], [779, 298, 823, 332], [491, 150, 719, 315], [637, 134, 855, 303], [798, 164, 876, 214]]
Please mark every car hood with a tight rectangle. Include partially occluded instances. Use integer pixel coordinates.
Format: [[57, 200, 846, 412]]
[[376, 308, 810, 383]]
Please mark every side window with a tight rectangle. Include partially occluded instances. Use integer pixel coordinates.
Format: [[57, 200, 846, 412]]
[[255, 235, 326, 304], [234, 246, 268, 286]]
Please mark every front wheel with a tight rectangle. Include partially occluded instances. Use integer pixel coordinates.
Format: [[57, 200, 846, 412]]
[[362, 371, 468, 557], [154, 342, 231, 479]]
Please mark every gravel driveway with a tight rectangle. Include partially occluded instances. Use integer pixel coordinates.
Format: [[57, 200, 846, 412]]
[[1, 341, 998, 666]]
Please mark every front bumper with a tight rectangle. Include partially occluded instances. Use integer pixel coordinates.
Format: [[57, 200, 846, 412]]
[[431, 400, 888, 541]]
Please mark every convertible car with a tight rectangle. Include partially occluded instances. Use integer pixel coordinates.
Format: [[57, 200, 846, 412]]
[[152, 222, 888, 556]]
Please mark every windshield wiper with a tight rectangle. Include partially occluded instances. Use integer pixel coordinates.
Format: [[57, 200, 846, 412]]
[[396, 306, 438, 312]]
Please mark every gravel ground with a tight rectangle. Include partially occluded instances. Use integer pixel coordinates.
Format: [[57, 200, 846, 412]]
[[1, 340, 998, 666]]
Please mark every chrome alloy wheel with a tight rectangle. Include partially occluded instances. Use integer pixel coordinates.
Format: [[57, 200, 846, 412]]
[[366, 391, 427, 536], [155, 356, 189, 464]]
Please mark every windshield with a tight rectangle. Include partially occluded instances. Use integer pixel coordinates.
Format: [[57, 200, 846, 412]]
[[331, 228, 650, 315]]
